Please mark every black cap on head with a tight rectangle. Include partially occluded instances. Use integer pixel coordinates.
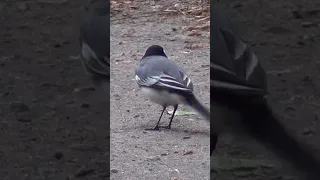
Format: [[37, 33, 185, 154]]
[[142, 45, 167, 58]]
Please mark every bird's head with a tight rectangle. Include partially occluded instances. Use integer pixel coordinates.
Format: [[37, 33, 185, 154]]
[[142, 45, 167, 58]]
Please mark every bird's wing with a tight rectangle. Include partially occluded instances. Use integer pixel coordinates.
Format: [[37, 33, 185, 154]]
[[210, 8, 267, 96], [79, 2, 110, 78], [135, 56, 193, 93]]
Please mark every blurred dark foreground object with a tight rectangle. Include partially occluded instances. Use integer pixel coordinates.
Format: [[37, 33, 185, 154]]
[[210, 7, 320, 180]]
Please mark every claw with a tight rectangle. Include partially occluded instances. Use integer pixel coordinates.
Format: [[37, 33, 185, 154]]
[[159, 125, 171, 129]]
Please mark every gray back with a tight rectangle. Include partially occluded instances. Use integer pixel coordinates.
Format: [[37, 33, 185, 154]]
[[136, 56, 194, 91]]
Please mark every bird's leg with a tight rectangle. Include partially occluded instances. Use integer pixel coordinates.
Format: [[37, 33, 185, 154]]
[[161, 104, 178, 129], [145, 106, 166, 131], [211, 133, 218, 155]]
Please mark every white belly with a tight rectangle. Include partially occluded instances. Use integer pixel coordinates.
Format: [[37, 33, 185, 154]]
[[140, 87, 185, 106]]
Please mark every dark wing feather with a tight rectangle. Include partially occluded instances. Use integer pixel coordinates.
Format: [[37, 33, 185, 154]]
[[79, 5, 110, 79], [210, 9, 267, 97]]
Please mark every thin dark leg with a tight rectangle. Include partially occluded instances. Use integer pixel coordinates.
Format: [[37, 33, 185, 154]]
[[145, 106, 166, 131], [210, 133, 218, 155], [162, 104, 178, 129], [211, 134, 219, 174]]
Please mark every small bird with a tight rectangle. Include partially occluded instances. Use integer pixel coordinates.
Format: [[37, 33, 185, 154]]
[[210, 7, 320, 180], [135, 45, 210, 130], [79, 0, 110, 93]]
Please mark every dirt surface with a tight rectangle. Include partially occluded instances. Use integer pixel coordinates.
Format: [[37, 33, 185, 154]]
[[0, 1, 110, 180], [212, 0, 320, 180], [110, 1, 210, 180]]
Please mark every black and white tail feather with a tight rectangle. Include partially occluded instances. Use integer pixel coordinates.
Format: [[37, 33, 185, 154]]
[[135, 45, 209, 129]]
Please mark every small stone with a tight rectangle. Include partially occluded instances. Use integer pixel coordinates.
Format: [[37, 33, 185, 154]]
[[146, 156, 161, 161], [17, 117, 32, 122], [292, 10, 303, 19], [182, 136, 191, 139], [111, 169, 119, 173], [297, 40, 305, 46], [54, 43, 62, 48], [53, 152, 64, 160], [81, 103, 90, 108], [75, 168, 95, 177], [114, 94, 121, 100], [160, 153, 169, 156], [303, 75, 312, 82], [169, 37, 176, 41]]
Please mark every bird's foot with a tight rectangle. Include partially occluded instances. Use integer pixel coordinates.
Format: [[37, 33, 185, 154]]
[[159, 125, 171, 129], [145, 126, 160, 131]]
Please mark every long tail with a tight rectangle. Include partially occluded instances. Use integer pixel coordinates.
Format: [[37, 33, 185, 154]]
[[242, 100, 320, 180], [186, 94, 210, 122]]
